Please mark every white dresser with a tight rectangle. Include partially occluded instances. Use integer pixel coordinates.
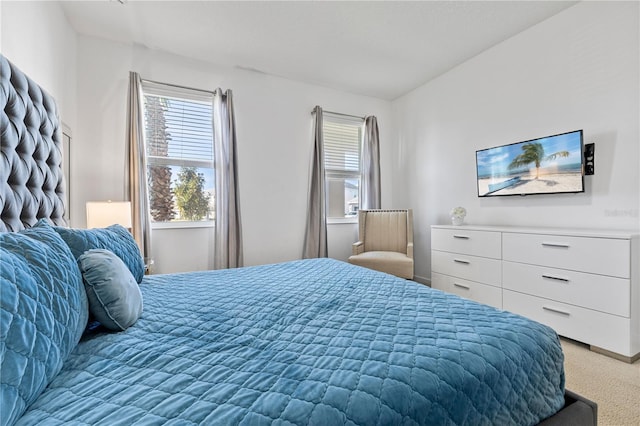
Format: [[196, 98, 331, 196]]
[[431, 224, 639, 362]]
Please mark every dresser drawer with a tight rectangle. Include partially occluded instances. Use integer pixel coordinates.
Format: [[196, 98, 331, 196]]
[[503, 261, 630, 317], [432, 273, 502, 309], [431, 250, 501, 286], [431, 228, 501, 259], [502, 232, 630, 278], [503, 290, 633, 356]]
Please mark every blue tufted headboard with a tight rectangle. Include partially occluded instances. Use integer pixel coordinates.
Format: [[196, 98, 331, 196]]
[[0, 54, 67, 232]]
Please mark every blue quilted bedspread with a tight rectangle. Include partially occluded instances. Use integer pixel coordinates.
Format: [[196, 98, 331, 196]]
[[17, 259, 565, 425]]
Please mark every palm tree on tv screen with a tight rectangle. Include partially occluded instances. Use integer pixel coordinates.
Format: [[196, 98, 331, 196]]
[[508, 142, 570, 179]]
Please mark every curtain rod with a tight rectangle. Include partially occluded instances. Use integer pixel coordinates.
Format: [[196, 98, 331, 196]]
[[141, 78, 216, 95], [312, 108, 365, 120]]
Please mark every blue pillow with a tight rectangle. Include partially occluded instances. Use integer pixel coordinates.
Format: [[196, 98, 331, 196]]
[[0, 220, 89, 425], [54, 224, 145, 283], [78, 249, 143, 331]]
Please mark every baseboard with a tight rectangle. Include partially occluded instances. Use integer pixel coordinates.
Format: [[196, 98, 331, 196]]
[[590, 345, 640, 364]]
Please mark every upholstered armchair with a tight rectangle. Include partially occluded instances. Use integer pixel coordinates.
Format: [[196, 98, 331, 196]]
[[348, 209, 414, 279]]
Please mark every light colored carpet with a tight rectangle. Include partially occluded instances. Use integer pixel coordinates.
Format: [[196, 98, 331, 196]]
[[561, 338, 640, 426]]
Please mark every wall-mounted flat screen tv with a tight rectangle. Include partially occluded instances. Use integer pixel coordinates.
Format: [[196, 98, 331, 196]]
[[476, 130, 584, 197]]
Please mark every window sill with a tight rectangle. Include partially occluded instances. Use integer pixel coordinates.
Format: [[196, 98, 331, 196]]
[[151, 221, 214, 230], [327, 217, 358, 225]]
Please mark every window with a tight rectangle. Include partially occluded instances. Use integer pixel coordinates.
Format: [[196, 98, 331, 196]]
[[323, 114, 364, 219], [142, 81, 214, 225]]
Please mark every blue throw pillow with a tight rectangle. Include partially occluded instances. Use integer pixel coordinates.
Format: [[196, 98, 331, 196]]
[[54, 224, 145, 283], [78, 249, 143, 331], [0, 220, 89, 425]]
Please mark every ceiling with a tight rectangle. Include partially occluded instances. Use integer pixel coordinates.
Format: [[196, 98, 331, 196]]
[[59, 0, 577, 100]]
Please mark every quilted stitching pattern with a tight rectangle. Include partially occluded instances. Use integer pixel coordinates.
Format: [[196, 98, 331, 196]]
[[0, 221, 88, 426], [53, 225, 145, 283], [0, 54, 66, 232], [17, 259, 564, 425]]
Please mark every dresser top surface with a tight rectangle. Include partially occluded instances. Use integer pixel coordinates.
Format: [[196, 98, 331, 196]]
[[431, 224, 639, 239]]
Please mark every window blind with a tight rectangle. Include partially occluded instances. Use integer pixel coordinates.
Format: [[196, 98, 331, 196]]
[[143, 86, 213, 168], [323, 117, 362, 176], [145, 94, 213, 166]]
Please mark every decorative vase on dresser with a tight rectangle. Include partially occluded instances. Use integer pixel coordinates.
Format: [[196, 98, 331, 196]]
[[431, 224, 640, 362]]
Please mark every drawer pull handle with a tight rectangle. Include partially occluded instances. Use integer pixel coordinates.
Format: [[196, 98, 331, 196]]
[[542, 274, 570, 282], [453, 235, 470, 240], [453, 282, 470, 290], [543, 306, 571, 316], [541, 242, 570, 249], [453, 258, 470, 265]]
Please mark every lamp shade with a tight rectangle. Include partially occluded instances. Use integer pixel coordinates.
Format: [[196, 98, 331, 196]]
[[86, 201, 132, 229]]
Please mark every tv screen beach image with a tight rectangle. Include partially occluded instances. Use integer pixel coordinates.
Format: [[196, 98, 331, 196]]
[[476, 131, 584, 197]]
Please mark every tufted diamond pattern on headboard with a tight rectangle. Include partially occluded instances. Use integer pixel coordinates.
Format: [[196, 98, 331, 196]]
[[1, 54, 67, 232]]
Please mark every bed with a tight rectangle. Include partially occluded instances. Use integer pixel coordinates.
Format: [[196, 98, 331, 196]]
[[1, 54, 597, 425]]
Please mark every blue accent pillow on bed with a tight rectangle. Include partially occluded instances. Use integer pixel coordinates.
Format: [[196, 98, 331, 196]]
[[78, 249, 143, 331], [54, 224, 145, 283], [0, 220, 89, 425]]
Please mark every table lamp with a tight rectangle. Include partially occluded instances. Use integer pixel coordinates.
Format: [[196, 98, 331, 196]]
[[86, 201, 132, 229]]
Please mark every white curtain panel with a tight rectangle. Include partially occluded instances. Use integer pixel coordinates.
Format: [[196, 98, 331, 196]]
[[361, 116, 381, 210], [302, 106, 328, 259], [126, 71, 153, 266], [213, 89, 243, 269]]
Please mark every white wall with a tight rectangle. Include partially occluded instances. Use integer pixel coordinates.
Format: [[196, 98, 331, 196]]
[[392, 1, 640, 282], [9, 2, 634, 280], [73, 36, 392, 273], [1, 1, 394, 274], [1, 1, 77, 135]]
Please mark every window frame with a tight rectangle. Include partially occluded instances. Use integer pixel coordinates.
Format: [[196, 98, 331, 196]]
[[141, 80, 215, 229], [322, 112, 364, 224]]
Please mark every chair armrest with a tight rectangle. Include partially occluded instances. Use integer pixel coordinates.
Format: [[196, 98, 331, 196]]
[[406, 242, 414, 259], [352, 241, 364, 255]]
